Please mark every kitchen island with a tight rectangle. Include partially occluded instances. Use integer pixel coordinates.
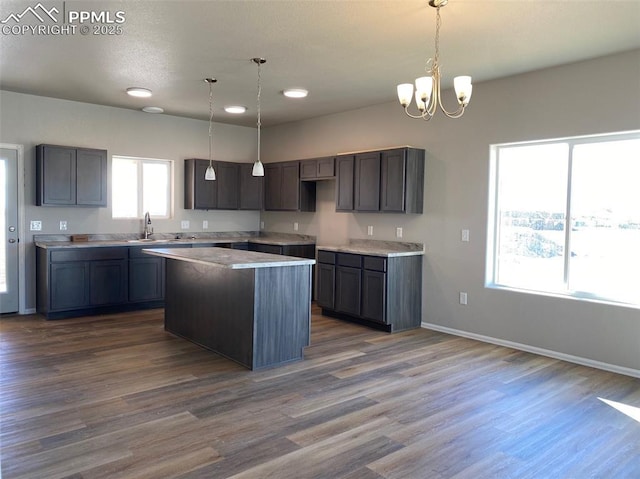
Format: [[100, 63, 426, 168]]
[[143, 247, 315, 370]]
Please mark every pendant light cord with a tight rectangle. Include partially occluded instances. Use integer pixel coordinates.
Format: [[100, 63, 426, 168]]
[[257, 60, 262, 165], [208, 81, 214, 167]]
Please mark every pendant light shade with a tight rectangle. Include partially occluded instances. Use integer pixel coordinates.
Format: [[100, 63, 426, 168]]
[[252, 58, 266, 177], [251, 160, 264, 176], [204, 78, 217, 181]]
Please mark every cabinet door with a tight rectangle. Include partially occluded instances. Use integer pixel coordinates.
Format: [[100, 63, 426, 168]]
[[239, 163, 263, 210], [354, 152, 381, 211], [216, 162, 239, 209], [37, 145, 76, 205], [89, 260, 128, 306], [300, 160, 318, 179], [76, 148, 107, 206], [185, 159, 217, 209], [264, 163, 282, 210], [362, 269, 386, 323], [335, 155, 354, 211], [317, 157, 335, 178], [129, 257, 164, 302], [380, 149, 406, 213], [335, 266, 361, 316], [280, 162, 300, 211], [317, 263, 335, 309], [50, 262, 89, 310]]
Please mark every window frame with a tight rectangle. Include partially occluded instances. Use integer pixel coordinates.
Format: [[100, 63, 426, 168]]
[[486, 130, 640, 309], [111, 155, 174, 220]]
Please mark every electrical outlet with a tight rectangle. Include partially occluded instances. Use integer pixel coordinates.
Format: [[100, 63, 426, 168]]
[[367, 225, 373, 236], [30, 220, 42, 231], [396, 227, 403, 238], [181, 220, 190, 230], [202, 220, 209, 230], [461, 229, 470, 242], [294, 222, 299, 231], [59, 221, 67, 231], [459, 292, 468, 305]]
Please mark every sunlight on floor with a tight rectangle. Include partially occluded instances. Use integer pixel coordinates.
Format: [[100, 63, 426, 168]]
[[598, 397, 640, 423]]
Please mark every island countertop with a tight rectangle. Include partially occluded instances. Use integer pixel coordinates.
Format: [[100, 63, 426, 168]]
[[143, 247, 316, 269]]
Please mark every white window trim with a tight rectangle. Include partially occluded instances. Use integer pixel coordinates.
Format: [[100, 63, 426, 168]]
[[486, 130, 640, 310], [112, 155, 174, 220]]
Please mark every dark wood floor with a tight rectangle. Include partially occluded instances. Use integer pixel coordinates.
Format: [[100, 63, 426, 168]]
[[1, 305, 639, 479]]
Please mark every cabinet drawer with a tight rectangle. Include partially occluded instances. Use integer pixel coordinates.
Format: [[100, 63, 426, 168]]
[[250, 243, 284, 255], [363, 256, 386, 272], [337, 253, 362, 268], [50, 247, 128, 262], [317, 250, 336, 264]]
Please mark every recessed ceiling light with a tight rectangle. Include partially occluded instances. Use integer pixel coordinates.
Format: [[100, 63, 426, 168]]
[[224, 105, 247, 114], [126, 87, 152, 98], [142, 106, 164, 113], [283, 88, 308, 99]]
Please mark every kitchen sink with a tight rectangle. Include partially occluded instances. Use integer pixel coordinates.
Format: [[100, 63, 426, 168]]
[[126, 239, 164, 243]]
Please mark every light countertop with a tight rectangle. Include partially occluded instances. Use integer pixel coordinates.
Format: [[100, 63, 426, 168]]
[[317, 239, 424, 257], [143, 247, 316, 269]]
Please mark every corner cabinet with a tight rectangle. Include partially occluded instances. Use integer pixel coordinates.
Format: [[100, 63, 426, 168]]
[[335, 147, 424, 214], [316, 250, 422, 332], [184, 159, 256, 210], [36, 144, 107, 207], [264, 161, 316, 211]]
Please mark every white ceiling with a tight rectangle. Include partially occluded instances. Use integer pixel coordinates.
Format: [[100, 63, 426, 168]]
[[1, 0, 639, 127]]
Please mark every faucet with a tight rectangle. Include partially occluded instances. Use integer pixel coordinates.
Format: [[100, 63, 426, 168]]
[[143, 212, 153, 239]]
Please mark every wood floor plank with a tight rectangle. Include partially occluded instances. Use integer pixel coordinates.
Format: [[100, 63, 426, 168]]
[[1, 305, 639, 478]]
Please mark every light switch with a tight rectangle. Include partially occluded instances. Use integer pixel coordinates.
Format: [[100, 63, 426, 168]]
[[461, 229, 470, 242], [459, 292, 468, 305], [367, 225, 373, 236], [181, 220, 190, 230], [30, 220, 42, 231]]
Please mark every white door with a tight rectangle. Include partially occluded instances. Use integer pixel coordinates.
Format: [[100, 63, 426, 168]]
[[0, 147, 19, 313]]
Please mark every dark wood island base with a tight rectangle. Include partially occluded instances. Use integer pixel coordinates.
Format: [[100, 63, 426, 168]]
[[146, 247, 314, 370]]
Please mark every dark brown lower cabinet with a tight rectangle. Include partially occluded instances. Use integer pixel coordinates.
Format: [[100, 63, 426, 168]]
[[317, 250, 422, 332]]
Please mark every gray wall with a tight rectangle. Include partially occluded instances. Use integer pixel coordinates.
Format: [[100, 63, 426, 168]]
[[0, 91, 260, 310], [260, 50, 640, 372]]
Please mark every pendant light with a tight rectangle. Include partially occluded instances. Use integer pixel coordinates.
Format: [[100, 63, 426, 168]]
[[251, 58, 266, 177], [204, 78, 217, 181]]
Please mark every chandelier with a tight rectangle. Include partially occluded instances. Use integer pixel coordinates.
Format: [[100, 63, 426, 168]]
[[251, 57, 266, 177], [396, 0, 472, 120], [204, 77, 217, 180]]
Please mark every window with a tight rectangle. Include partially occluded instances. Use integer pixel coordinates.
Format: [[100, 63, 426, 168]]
[[112, 156, 172, 219], [487, 131, 640, 308]]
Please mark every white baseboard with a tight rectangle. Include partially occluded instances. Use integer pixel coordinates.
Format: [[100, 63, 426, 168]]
[[22, 308, 36, 315], [421, 322, 640, 379]]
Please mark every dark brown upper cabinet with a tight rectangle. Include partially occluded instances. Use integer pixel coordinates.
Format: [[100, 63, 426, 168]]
[[335, 147, 424, 214], [238, 163, 263, 210], [300, 157, 335, 180], [354, 151, 381, 212], [264, 161, 315, 211], [184, 159, 257, 210], [36, 144, 107, 207], [335, 155, 355, 212]]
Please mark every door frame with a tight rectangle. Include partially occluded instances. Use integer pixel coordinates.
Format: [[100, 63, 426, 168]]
[[1, 143, 27, 314]]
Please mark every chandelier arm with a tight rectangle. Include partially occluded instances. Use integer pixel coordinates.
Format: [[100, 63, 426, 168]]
[[403, 106, 435, 120]]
